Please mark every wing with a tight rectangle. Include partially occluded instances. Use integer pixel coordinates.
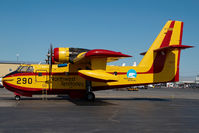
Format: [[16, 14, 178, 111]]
[[73, 49, 132, 64]]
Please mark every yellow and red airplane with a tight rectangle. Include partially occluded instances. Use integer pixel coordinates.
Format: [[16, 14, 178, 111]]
[[3, 20, 192, 101]]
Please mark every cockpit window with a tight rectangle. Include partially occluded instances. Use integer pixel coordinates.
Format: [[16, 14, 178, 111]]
[[16, 66, 34, 73], [27, 66, 34, 72], [20, 66, 29, 72], [16, 66, 22, 71]]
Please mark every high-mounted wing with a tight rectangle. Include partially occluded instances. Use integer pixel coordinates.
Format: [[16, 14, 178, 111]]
[[53, 48, 132, 64], [73, 49, 132, 64]]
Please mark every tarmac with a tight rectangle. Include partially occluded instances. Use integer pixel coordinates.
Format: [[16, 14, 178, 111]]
[[0, 87, 199, 133]]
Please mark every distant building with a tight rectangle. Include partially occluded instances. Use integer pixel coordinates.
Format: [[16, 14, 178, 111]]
[[0, 61, 39, 77], [196, 75, 199, 84], [0, 62, 20, 77]]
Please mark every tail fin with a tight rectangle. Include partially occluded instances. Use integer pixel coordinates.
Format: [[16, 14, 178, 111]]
[[138, 20, 192, 82]]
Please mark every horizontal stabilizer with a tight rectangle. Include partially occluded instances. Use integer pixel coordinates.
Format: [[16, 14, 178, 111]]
[[78, 70, 117, 82], [140, 51, 146, 56], [154, 45, 193, 52], [140, 45, 193, 55]]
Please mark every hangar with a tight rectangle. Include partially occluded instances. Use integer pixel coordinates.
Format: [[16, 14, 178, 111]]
[[0, 61, 20, 77]]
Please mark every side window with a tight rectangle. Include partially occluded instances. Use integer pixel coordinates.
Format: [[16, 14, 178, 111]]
[[20, 66, 28, 72], [27, 66, 34, 72]]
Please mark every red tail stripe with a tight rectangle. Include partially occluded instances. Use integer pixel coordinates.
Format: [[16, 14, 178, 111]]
[[174, 22, 183, 81], [139, 21, 175, 74], [160, 21, 175, 48]]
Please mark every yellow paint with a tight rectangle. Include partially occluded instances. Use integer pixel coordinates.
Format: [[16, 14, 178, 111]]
[[35, 70, 47, 82], [79, 70, 118, 81], [58, 47, 70, 63], [91, 57, 106, 70], [3, 21, 187, 96]]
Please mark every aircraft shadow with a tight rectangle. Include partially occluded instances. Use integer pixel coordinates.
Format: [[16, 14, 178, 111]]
[[97, 97, 171, 102], [68, 97, 170, 106], [68, 99, 116, 106], [0, 96, 116, 106], [0, 96, 170, 106], [0, 96, 70, 101]]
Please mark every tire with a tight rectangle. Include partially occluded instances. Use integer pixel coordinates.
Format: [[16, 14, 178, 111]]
[[86, 92, 95, 102], [15, 95, 21, 101]]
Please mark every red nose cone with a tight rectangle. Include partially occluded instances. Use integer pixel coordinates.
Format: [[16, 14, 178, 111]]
[[54, 48, 59, 62]]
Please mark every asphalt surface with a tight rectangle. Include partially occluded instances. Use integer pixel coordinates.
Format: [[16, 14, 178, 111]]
[[0, 87, 199, 133]]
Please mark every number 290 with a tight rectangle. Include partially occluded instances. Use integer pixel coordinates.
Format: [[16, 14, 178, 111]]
[[17, 78, 32, 84]]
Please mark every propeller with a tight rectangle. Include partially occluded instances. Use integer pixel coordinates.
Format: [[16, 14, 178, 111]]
[[45, 49, 50, 64], [49, 44, 53, 90]]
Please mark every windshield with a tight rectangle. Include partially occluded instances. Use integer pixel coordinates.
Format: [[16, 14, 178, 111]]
[[16, 66, 22, 71], [17, 66, 34, 73]]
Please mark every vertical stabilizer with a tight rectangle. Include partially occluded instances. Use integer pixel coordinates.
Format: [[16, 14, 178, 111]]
[[138, 20, 191, 82]]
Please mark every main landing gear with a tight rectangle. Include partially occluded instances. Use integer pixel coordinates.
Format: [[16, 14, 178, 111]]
[[86, 92, 95, 102], [15, 95, 21, 101], [86, 80, 95, 102]]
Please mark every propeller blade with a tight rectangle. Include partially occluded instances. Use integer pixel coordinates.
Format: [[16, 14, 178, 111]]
[[50, 44, 53, 65], [49, 43, 53, 91], [47, 49, 50, 64]]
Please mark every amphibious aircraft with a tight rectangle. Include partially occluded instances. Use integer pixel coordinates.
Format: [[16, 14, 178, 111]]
[[3, 20, 192, 101]]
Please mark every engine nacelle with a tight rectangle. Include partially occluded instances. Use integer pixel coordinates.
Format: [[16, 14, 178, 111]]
[[54, 47, 89, 63]]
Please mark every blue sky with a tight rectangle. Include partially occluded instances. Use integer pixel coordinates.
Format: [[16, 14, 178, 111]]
[[0, 0, 198, 76]]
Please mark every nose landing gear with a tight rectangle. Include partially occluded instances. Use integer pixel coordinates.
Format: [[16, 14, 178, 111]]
[[15, 95, 21, 101]]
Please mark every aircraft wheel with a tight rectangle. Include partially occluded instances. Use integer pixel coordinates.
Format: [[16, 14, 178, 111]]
[[15, 95, 21, 101], [87, 92, 95, 102]]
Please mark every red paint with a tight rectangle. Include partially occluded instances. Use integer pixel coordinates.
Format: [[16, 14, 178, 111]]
[[3, 81, 86, 97], [160, 21, 175, 48], [170, 22, 194, 82], [3, 81, 43, 92], [138, 21, 175, 74], [5, 72, 36, 78], [5, 72, 79, 78], [155, 45, 193, 52], [54, 48, 59, 62], [3, 77, 170, 97], [138, 52, 167, 74], [85, 49, 132, 58], [150, 21, 175, 73], [174, 22, 184, 82]]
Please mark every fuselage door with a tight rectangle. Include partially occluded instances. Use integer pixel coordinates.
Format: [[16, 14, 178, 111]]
[[36, 70, 47, 82]]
